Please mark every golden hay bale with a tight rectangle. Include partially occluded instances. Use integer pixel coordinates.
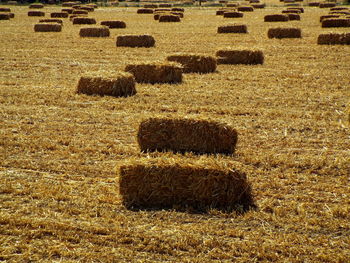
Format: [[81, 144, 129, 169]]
[[125, 62, 182, 84], [28, 11, 45, 17], [29, 3, 44, 9], [137, 118, 237, 154], [159, 14, 181, 22], [144, 4, 158, 8], [287, 7, 304, 13], [224, 11, 244, 18], [72, 10, 88, 15], [79, 26, 110, 37], [118, 157, 254, 212], [171, 7, 184, 12], [154, 12, 166, 20], [39, 18, 63, 24], [321, 18, 350, 27], [264, 14, 289, 22], [317, 32, 350, 44], [137, 8, 154, 14], [251, 3, 265, 8], [218, 24, 248, 33], [237, 6, 254, 12], [116, 35, 155, 48], [101, 20, 126, 28], [76, 72, 136, 97], [69, 14, 87, 20], [226, 3, 238, 7], [329, 11, 350, 15], [79, 6, 94, 12], [72, 4, 82, 9], [216, 49, 264, 65], [62, 8, 73, 14], [330, 7, 349, 11], [159, 3, 172, 7], [72, 17, 96, 24], [51, 12, 69, 18], [268, 27, 301, 38], [34, 23, 62, 32], [0, 7, 11, 12], [282, 9, 300, 14], [319, 2, 336, 8], [309, 2, 320, 6], [0, 13, 10, 20], [9, 12, 14, 18], [167, 54, 216, 73], [320, 14, 339, 22], [287, 14, 301, 20]]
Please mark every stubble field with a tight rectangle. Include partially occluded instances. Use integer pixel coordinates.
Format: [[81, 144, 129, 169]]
[[0, 1, 350, 262]]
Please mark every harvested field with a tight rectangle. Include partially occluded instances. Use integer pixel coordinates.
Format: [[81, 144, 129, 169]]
[[0, 4, 350, 263]]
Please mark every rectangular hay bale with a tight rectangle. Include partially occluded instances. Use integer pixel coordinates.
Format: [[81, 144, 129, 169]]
[[216, 49, 264, 65]]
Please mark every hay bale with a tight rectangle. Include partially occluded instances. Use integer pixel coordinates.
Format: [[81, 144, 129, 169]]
[[264, 14, 289, 22], [287, 14, 300, 20], [154, 12, 167, 20], [101, 20, 126, 28], [29, 3, 44, 8], [237, 6, 254, 12], [167, 54, 216, 73], [51, 12, 69, 18], [319, 2, 336, 8], [80, 6, 94, 12], [309, 2, 320, 6], [144, 4, 158, 8], [9, 13, 14, 18], [287, 7, 304, 13], [171, 12, 184, 18], [330, 7, 349, 11], [268, 27, 301, 38], [79, 26, 110, 37], [62, 8, 73, 14], [28, 11, 45, 17], [76, 72, 136, 97], [317, 32, 350, 44], [0, 8, 11, 12], [39, 18, 63, 24], [320, 14, 339, 22], [0, 13, 10, 20], [226, 3, 238, 7], [72, 17, 96, 24], [69, 14, 87, 21], [329, 11, 350, 15], [159, 14, 181, 22], [34, 23, 62, 32], [159, 3, 172, 7], [251, 3, 265, 8], [125, 62, 182, 84], [282, 9, 300, 14], [321, 18, 350, 27], [217, 24, 248, 33], [118, 157, 254, 212], [116, 35, 155, 48], [138, 118, 237, 154], [137, 8, 154, 14], [171, 7, 184, 12], [155, 8, 171, 12], [62, 2, 78, 7], [72, 10, 88, 15], [216, 49, 264, 65], [224, 11, 244, 18]]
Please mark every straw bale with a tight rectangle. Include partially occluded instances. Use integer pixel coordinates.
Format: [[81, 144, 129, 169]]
[[224, 11, 244, 18], [329, 11, 350, 15], [51, 12, 69, 18], [29, 3, 44, 8], [144, 4, 158, 8], [0, 8, 11, 12], [172, 8, 185, 12], [159, 3, 172, 7], [137, 8, 154, 14], [219, 0, 228, 3], [28, 11, 45, 17], [317, 32, 350, 44], [155, 8, 171, 12], [330, 7, 349, 11], [62, 2, 79, 7], [76, 72, 136, 97], [287, 7, 304, 13], [319, 2, 336, 8], [72, 4, 82, 9], [217, 24, 248, 33], [167, 54, 216, 73], [250, 0, 260, 3], [69, 14, 87, 21], [309, 2, 320, 6], [72, 17, 96, 24], [9, 12, 14, 18], [159, 14, 181, 22], [251, 3, 265, 8], [287, 13, 300, 20], [268, 27, 301, 38], [62, 8, 73, 14], [237, 6, 254, 12], [72, 10, 88, 15], [79, 26, 110, 37], [125, 62, 182, 84], [282, 9, 300, 14], [137, 118, 237, 154], [154, 12, 166, 20], [101, 20, 126, 28], [116, 35, 155, 47], [34, 23, 62, 32], [226, 3, 238, 7], [216, 49, 264, 65], [321, 18, 350, 27], [264, 14, 289, 22], [320, 14, 339, 22], [118, 157, 254, 212], [171, 12, 184, 18], [0, 13, 10, 20], [39, 18, 63, 24], [80, 6, 94, 12]]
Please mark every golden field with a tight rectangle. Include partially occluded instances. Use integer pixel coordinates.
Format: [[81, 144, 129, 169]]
[[0, 2, 350, 261]]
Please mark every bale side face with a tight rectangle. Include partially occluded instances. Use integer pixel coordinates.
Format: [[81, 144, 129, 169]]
[[167, 55, 217, 73], [319, 2, 336, 8], [218, 24, 248, 33], [125, 63, 182, 84], [321, 18, 350, 28], [251, 3, 265, 8], [216, 50, 264, 65], [119, 161, 253, 212], [51, 12, 69, 18], [309, 2, 320, 6], [287, 13, 300, 20], [29, 3, 44, 8], [79, 27, 110, 37], [264, 14, 289, 22], [101, 20, 126, 28], [159, 14, 181, 22], [62, 8, 73, 14], [72, 10, 88, 15], [0, 13, 10, 20], [137, 118, 237, 154], [76, 73, 136, 97], [237, 6, 254, 12], [317, 33, 350, 45], [224, 11, 244, 18], [34, 23, 62, 32], [39, 19, 63, 24], [137, 8, 154, 14], [28, 11, 45, 17], [0, 8, 11, 12], [116, 35, 155, 48], [72, 17, 96, 24], [268, 27, 301, 38]]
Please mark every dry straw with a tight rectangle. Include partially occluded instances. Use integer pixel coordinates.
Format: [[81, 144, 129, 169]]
[[116, 35, 155, 47], [216, 49, 264, 65], [0, 13, 10, 20], [118, 156, 254, 212], [237, 6, 254, 12], [100, 20, 126, 28], [137, 117, 238, 154], [224, 11, 244, 18], [319, 2, 336, 8], [268, 27, 301, 38], [79, 26, 110, 37], [29, 3, 44, 8], [76, 72, 136, 97], [39, 19, 63, 24], [72, 17, 96, 24], [167, 54, 217, 73], [218, 24, 248, 33], [317, 32, 350, 44], [159, 14, 181, 22], [51, 12, 69, 18], [137, 8, 154, 14], [34, 23, 62, 32], [264, 14, 289, 22], [125, 62, 182, 84], [28, 11, 45, 17], [321, 18, 350, 28]]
